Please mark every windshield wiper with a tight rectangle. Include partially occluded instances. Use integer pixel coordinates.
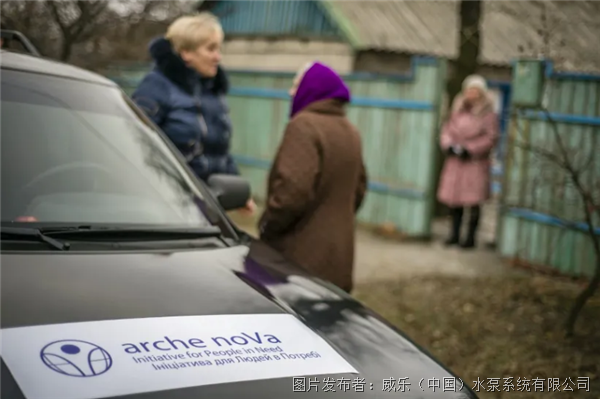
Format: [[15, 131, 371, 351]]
[[38, 225, 224, 242], [0, 227, 71, 251]]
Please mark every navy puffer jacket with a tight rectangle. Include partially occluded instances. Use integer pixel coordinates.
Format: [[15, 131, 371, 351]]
[[132, 37, 239, 182]]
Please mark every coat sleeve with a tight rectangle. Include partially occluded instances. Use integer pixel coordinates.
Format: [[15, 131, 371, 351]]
[[440, 95, 464, 151], [226, 153, 240, 175], [439, 120, 454, 151], [218, 94, 240, 175], [355, 161, 368, 212], [131, 74, 170, 128], [463, 112, 499, 157], [259, 117, 321, 237]]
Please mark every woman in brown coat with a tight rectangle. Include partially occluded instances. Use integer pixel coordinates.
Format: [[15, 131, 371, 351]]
[[437, 75, 499, 249], [257, 61, 367, 294]]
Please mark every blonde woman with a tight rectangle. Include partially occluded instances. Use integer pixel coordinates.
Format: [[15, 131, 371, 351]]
[[257, 61, 367, 294], [132, 12, 256, 214], [437, 75, 499, 249]]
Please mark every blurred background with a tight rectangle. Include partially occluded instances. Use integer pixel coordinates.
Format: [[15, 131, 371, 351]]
[[2, 1, 599, 397]]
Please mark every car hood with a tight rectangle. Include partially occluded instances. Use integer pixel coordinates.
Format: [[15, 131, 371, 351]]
[[1, 240, 477, 399]]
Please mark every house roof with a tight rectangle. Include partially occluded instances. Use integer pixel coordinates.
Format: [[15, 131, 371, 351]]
[[324, 0, 600, 73]]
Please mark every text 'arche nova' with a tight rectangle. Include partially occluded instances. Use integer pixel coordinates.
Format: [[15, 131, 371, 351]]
[[122, 331, 282, 354]]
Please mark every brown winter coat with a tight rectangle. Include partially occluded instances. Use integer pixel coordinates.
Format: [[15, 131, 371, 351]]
[[437, 94, 499, 207], [258, 99, 367, 292]]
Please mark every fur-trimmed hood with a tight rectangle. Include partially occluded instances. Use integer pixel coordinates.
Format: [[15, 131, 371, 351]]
[[451, 92, 494, 117], [148, 36, 229, 95]]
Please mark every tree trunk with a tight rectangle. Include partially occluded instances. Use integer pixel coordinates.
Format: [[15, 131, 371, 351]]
[[434, 0, 482, 217], [447, 0, 482, 106], [60, 37, 73, 61]]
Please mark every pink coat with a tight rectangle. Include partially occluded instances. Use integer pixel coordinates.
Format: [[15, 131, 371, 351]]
[[437, 94, 499, 207]]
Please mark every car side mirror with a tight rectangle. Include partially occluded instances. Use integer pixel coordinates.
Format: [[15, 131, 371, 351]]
[[207, 174, 251, 211]]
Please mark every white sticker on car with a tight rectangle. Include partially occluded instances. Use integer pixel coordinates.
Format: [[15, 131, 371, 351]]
[[0, 313, 358, 399]]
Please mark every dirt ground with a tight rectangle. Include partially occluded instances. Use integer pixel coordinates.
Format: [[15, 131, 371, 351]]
[[353, 275, 600, 399], [229, 204, 599, 398]]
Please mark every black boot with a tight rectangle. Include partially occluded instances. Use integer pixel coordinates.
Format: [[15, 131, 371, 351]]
[[445, 207, 463, 246], [461, 205, 480, 249]]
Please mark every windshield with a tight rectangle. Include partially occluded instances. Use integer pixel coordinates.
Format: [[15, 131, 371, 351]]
[[1, 69, 215, 229]]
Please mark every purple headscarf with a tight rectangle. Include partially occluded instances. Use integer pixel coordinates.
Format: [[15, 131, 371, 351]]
[[290, 62, 351, 118]]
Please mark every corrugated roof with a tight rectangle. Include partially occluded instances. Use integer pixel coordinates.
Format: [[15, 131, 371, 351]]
[[329, 0, 600, 73]]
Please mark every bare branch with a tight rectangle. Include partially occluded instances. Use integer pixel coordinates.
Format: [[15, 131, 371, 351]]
[[510, 93, 599, 336], [71, 1, 110, 41], [512, 137, 567, 170], [45, 1, 69, 35]]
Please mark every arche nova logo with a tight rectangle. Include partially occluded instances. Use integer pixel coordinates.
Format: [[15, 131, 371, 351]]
[[40, 339, 113, 377], [2, 315, 358, 399]]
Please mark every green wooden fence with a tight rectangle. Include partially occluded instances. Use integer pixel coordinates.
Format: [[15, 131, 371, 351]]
[[498, 59, 600, 278], [103, 57, 447, 238]]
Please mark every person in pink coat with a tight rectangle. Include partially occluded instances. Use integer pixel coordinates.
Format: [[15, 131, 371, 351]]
[[437, 75, 499, 249]]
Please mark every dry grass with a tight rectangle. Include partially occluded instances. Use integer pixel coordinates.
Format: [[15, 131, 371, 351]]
[[353, 274, 600, 399]]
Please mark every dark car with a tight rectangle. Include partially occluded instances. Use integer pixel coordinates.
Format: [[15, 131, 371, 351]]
[[0, 32, 478, 399]]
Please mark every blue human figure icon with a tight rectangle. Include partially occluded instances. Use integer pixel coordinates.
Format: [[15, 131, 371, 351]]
[[40, 339, 113, 377]]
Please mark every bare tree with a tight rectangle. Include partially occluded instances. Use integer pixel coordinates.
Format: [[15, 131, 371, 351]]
[[1, 0, 192, 68], [510, 104, 599, 337], [1, 0, 111, 60], [1, 1, 59, 56], [112, 0, 192, 40], [44, 0, 111, 61]]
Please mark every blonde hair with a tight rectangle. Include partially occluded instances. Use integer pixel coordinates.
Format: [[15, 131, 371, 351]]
[[291, 61, 315, 89], [165, 12, 223, 53]]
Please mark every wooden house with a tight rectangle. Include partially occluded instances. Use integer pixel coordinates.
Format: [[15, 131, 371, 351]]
[[199, 0, 600, 79]]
